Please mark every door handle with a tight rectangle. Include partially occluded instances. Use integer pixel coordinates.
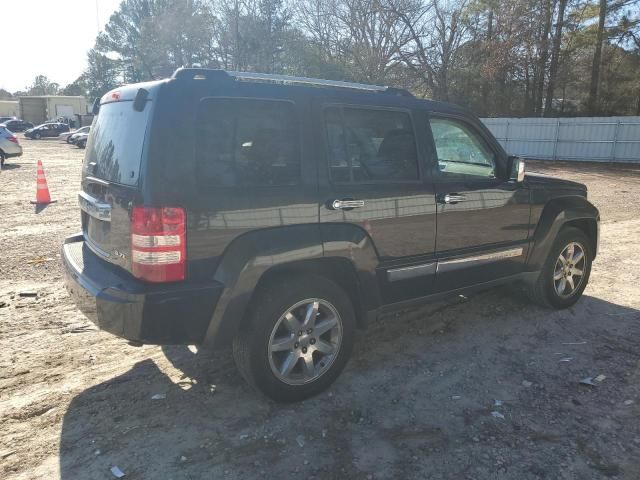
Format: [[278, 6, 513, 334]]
[[330, 199, 365, 210], [439, 193, 467, 204]]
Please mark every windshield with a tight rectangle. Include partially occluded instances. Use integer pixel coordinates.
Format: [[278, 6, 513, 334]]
[[83, 100, 152, 186]]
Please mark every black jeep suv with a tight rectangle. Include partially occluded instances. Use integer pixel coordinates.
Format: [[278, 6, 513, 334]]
[[63, 69, 599, 402]]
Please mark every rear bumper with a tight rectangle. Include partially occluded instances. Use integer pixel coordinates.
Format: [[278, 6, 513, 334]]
[[2, 144, 22, 157], [62, 234, 223, 345]]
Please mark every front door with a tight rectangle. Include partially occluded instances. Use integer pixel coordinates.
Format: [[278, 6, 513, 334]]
[[317, 103, 438, 304], [428, 115, 531, 292]]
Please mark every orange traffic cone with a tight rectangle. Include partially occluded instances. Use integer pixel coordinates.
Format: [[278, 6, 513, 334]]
[[31, 160, 56, 205]]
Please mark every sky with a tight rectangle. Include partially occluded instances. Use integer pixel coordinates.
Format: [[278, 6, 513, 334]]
[[1, 0, 122, 93]]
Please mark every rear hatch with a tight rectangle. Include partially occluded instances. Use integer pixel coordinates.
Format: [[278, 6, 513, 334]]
[[80, 85, 157, 273]]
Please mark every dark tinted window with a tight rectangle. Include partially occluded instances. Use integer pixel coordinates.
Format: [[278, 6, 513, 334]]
[[325, 106, 419, 182], [196, 98, 299, 187], [84, 101, 152, 186]]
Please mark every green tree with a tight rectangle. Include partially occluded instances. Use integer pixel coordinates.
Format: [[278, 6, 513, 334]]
[[27, 75, 60, 95], [85, 50, 121, 100], [62, 76, 89, 96], [75, 0, 640, 116]]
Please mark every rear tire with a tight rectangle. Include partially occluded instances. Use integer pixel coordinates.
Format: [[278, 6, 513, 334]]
[[529, 226, 593, 309], [0, 151, 5, 169], [233, 274, 356, 402]]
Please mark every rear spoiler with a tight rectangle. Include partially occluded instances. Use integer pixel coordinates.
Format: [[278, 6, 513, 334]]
[[99, 80, 164, 106], [96, 87, 151, 113]]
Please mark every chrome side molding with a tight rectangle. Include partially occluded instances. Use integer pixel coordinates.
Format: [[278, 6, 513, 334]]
[[387, 262, 436, 282], [437, 247, 523, 272], [386, 247, 523, 281]]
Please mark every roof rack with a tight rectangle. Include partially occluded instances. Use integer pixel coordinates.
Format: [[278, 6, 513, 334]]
[[226, 71, 388, 92], [172, 68, 413, 96]]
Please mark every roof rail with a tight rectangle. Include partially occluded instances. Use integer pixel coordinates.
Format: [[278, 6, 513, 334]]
[[172, 67, 226, 80], [172, 68, 413, 96], [226, 71, 388, 92]]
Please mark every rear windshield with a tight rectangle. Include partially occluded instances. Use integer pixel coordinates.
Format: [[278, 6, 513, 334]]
[[84, 100, 152, 186]]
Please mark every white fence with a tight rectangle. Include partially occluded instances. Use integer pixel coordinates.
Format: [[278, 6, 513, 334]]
[[481, 116, 640, 163]]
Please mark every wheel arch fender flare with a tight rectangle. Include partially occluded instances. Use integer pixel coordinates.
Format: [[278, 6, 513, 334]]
[[202, 223, 383, 348], [527, 196, 599, 271]]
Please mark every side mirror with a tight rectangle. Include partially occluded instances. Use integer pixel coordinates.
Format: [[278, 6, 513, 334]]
[[509, 156, 525, 183]]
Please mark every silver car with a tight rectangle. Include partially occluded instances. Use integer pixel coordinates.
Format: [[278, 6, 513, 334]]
[[60, 125, 90, 143], [74, 132, 90, 148], [64, 126, 91, 144], [0, 125, 22, 168]]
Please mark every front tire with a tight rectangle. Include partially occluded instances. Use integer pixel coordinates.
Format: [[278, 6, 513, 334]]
[[530, 226, 593, 309], [34, 133, 41, 140], [233, 274, 356, 402], [0, 151, 5, 169]]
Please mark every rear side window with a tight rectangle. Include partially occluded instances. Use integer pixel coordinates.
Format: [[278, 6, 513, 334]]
[[324, 106, 419, 182], [196, 98, 300, 187]]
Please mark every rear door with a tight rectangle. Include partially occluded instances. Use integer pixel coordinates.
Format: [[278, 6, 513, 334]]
[[317, 101, 437, 304], [80, 95, 154, 273], [427, 115, 531, 292], [185, 88, 319, 280]]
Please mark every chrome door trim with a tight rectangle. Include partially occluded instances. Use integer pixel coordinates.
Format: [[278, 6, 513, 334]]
[[387, 262, 436, 282], [437, 247, 523, 273]]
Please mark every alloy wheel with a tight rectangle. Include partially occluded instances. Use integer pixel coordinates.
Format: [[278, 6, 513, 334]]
[[268, 298, 342, 385], [553, 242, 586, 298]]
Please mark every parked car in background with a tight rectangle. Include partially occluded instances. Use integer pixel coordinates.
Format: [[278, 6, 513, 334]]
[[0, 116, 17, 124], [0, 125, 22, 168], [60, 126, 90, 144], [0, 119, 34, 133], [63, 69, 599, 402], [74, 132, 89, 148], [24, 122, 70, 139], [69, 127, 91, 145]]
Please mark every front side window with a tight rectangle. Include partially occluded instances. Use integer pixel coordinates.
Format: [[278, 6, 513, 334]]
[[325, 106, 419, 182], [196, 98, 300, 187], [430, 118, 496, 178]]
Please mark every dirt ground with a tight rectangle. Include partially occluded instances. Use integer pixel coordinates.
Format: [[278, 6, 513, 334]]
[[1, 139, 640, 480]]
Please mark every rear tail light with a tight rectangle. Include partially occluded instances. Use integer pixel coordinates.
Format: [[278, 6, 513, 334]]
[[8, 135, 18, 143], [131, 206, 186, 282]]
